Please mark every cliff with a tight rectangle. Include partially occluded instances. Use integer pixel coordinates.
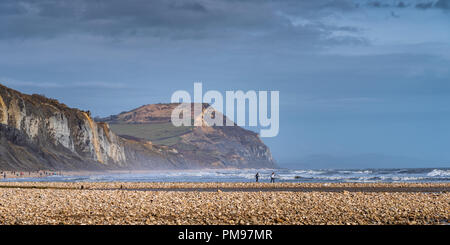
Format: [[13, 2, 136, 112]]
[[98, 103, 275, 168], [0, 84, 275, 170], [0, 84, 173, 170]]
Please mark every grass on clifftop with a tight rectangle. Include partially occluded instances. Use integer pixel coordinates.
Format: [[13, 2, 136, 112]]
[[109, 123, 193, 146]]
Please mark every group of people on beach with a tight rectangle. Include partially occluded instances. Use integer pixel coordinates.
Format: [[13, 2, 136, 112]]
[[0, 170, 60, 179], [255, 172, 276, 183]]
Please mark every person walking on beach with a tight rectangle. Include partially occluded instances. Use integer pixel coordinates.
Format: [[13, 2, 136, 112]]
[[270, 172, 275, 183], [255, 172, 260, 182]]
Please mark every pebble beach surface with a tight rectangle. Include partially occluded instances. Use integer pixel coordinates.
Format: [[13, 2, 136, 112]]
[[0, 182, 448, 225]]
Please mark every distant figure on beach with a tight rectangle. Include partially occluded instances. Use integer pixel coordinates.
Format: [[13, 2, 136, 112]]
[[270, 172, 275, 183], [255, 172, 260, 182]]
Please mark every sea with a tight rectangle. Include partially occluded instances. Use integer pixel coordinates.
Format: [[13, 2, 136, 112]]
[[1, 168, 449, 183]]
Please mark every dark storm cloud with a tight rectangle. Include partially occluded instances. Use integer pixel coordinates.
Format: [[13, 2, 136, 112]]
[[415, 2, 434, 9], [367, 1, 390, 8], [0, 0, 362, 44], [363, 0, 449, 10], [169, 1, 208, 12], [414, 0, 450, 10]]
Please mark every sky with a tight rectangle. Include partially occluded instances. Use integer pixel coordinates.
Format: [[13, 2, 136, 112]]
[[0, 0, 449, 168]]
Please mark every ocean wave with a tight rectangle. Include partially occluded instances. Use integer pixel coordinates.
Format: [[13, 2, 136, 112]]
[[427, 169, 450, 177], [292, 170, 326, 175], [336, 170, 372, 175]]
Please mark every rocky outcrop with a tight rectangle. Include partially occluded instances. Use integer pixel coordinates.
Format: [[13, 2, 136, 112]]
[[0, 84, 275, 170], [99, 103, 276, 169], [0, 84, 170, 170]]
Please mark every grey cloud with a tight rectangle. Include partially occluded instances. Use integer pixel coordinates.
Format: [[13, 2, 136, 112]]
[[415, 0, 450, 10], [0, 0, 277, 38], [416, 2, 434, 9], [0, 0, 365, 49], [364, 0, 449, 10], [321, 0, 358, 11], [397, 2, 408, 8], [367, 1, 390, 8], [364, 1, 408, 8], [169, 1, 208, 12], [435, 0, 450, 9], [0, 1, 28, 15], [0, 77, 126, 89]]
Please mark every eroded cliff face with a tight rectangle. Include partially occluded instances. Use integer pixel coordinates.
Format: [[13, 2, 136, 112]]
[[99, 103, 276, 169], [0, 84, 184, 170], [177, 124, 275, 168], [0, 84, 131, 170]]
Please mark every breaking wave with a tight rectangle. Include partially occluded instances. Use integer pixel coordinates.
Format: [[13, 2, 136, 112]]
[[427, 169, 450, 177]]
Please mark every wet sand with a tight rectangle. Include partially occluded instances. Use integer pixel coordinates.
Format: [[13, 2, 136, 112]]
[[0, 182, 448, 225]]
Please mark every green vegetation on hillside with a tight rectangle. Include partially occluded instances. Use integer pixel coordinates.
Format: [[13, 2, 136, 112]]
[[109, 123, 193, 146]]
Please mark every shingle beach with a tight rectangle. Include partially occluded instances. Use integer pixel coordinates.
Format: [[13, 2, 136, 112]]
[[0, 182, 448, 225]]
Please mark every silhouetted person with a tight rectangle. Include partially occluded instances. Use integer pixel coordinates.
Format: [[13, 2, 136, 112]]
[[255, 172, 260, 182], [270, 172, 275, 183]]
